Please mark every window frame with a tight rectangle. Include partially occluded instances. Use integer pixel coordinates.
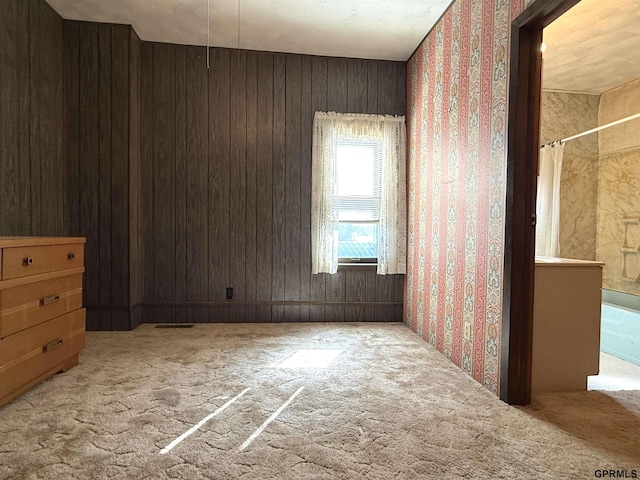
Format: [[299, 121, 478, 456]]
[[311, 111, 406, 276], [333, 139, 382, 265]]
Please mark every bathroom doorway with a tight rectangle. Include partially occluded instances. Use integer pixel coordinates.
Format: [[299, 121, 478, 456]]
[[503, 0, 640, 403], [539, 0, 640, 391]]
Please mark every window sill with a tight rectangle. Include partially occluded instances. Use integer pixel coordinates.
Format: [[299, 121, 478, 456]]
[[338, 263, 378, 268]]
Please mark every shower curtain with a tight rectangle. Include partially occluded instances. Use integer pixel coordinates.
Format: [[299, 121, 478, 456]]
[[535, 143, 564, 257]]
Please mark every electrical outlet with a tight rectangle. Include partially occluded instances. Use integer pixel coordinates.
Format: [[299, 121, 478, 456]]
[[226, 287, 234, 300]]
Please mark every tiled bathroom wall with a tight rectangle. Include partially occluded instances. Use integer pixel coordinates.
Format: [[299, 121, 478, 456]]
[[540, 80, 640, 295], [539, 91, 599, 260], [598, 78, 640, 294]]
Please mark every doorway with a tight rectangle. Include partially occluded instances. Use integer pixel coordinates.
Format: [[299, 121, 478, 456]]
[[501, 0, 581, 405], [540, 1, 640, 391], [503, 0, 640, 403]]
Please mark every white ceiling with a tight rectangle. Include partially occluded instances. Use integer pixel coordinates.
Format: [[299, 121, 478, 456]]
[[45, 0, 453, 61], [45, 0, 639, 92], [542, 0, 640, 94]]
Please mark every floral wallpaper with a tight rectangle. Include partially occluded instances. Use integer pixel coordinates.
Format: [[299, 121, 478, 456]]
[[405, 0, 530, 394]]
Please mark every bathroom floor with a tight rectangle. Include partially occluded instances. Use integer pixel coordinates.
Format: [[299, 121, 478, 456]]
[[589, 352, 640, 391]]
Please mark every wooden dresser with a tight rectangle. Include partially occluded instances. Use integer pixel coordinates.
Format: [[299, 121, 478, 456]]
[[0, 237, 86, 407]]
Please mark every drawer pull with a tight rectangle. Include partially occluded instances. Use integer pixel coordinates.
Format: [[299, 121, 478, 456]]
[[23, 257, 34, 266], [42, 338, 63, 353], [40, 294, 61, 306], [67, 252, 75, 261]]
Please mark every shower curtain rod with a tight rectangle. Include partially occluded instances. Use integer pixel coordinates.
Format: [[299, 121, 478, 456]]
[[541, 112, 640, 148]]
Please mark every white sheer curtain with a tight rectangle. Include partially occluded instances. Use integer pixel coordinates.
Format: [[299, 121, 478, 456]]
[[535, 143, 564, 257], [311, 111, 406, 275]]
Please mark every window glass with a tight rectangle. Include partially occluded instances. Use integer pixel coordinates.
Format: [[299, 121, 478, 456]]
[[337, 223, 378, 261], [334, 140, 381, 262], [336, 145, 375, 196]]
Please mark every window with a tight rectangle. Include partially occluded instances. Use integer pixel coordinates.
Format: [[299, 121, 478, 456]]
[[311, 112, 407, 275], [334, 140, 381, 263]]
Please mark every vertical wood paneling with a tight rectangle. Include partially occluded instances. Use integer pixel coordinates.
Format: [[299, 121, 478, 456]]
[[366, 61, 379, 114], [0, 0, 21, 235], [2, 4, 406, 327], [129, 30, 143, 325], [208, 48, 231, 322], [326, 57, 349, 321], [30, 0, 64, 235], [0, 0, 69, 237], [245, 51, 258, 322], [98, 26, 113, 330], [185, 47, 208, 322], [284, 54, 302, 322], [272, 54, 287, 323], [66, 21, 139, 329], [309, 56, 328, 322], [376, 61, 399, 322], [396, 63, 407, 117], [345, 59, 370, 322], [135, 46, 406, 324], [299, 56, 313, 322], [14, 0, 35, 235], [347, 60, 369, 114], [229, 50, 247, 323], [64, 22, 80, 237], [78, 23, 100, 327], [53, 2, 65, 235], [141, 42, 155, 311], [1, 5, 147, 330], [365, 60, 379, 322], [2, 2, 406, 327], [111, 25, 131, 330], [43, 0, 68, 235], [255, 53, 274, 323], [394, 275, 405, 322], [152, 43, 176, 323], [365, 268, 378, 321], [174, 46, 187, 322], [17, 1, 32, 236], [27, 1, 39, 232], [377, 62, 398, 114]]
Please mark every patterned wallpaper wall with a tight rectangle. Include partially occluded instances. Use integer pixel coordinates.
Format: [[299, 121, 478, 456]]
[[405, 0, 531, 394]]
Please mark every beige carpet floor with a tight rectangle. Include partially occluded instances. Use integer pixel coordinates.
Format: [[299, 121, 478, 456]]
[[1, 322, 639, 479]]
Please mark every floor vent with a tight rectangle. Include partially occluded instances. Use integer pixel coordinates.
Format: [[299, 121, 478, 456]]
[[154, 324, 195, 329]]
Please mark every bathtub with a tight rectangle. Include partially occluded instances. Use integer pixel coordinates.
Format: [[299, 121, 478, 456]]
[[601, 289, 640, 366]]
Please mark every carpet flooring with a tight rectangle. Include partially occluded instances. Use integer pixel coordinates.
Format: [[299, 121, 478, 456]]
[[0, 322, 639, 479]]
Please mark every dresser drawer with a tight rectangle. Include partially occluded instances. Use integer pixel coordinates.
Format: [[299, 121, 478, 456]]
[[0, 309, 85, 401], [1, 243, 84, 280], [0, 271, 83, 338]]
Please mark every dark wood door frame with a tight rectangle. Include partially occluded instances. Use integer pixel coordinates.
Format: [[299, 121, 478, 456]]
[[501, 0, 581, 405]]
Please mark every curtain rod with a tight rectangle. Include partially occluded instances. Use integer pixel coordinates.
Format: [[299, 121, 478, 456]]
[[314, 112, 405, 122], [541, 112, 640, 148]]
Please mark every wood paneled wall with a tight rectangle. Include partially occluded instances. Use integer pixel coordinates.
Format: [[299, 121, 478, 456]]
[[0, 0, 67, 236], [1, 0, 407, 328], [140, 45, 407, 323], [64, 21, 142, 330], [129, 31, 144, 329]]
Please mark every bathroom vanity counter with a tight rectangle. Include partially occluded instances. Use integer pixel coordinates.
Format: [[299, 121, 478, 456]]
[[535, 256, 605, 267], [532, 257, 604, 393]]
